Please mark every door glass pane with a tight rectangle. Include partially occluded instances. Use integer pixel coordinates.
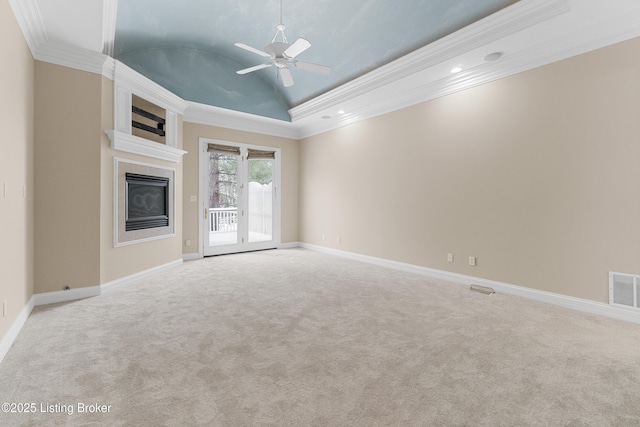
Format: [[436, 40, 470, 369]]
[[208, 152, 238, 246], [248, 158, 273, 243]]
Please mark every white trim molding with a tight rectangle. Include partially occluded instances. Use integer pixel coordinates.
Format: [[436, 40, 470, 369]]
[[9, 0, 640, 142], [34, 40, 115, 79], [184, 102, 299, 140], [0, 258, 184, 365], [106, 61, 189, 162], [102, 0, 119, 57], [101, 258, 183, 292], [183, 253, 201, 262], [0, 296, 35, 365], [288, 0, 571, 123], [277, 242, 301, 250], [33, 286, 102, 306], [113, 61, 188, 115], [299, 243, 640, 325], [7, 0, 47, 57], [105, 130, 187, 163]]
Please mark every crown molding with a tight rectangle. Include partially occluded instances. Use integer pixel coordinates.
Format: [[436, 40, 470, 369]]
[[184, 102, 300, 140], [8, 0, 116, 78], [34, 40, 116, 79], [114, 62, 188, 114], [294, 0, 640, 139], [102, 0, 119, 57], [289, 0, 571, 122], [7, 0, 47, 55], [11, 0, 640, 143]]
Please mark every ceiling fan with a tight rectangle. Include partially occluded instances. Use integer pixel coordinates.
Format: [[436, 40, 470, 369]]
[[234, 0, 331, 87]]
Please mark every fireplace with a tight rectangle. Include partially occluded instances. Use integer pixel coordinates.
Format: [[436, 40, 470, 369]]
[[115, 159, 175, 246], [125, 173, 170, 231]]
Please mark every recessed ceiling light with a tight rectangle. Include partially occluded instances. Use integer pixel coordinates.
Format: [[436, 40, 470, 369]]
[[450, 67, 463, 74], [321, 115, 331, 120], [484, 52, 503, 62], [337, 110, 345, 115]]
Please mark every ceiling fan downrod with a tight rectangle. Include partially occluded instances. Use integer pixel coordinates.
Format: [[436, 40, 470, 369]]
[[272, 0, 288, 44], [233, 0, 331, 87]]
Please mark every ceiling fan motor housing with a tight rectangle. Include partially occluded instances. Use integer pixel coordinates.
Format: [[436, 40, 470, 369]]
[[265, 42, 291, 61]]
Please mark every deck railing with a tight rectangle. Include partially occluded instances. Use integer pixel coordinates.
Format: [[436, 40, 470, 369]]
[[209, 208, 238, 232], [208, 182, 272, 236]]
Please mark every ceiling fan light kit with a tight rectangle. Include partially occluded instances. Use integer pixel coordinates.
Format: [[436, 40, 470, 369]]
[[234, 0, 331, 87]]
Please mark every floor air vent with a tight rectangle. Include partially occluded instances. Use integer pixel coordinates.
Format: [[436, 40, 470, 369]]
[[610, 272, 640, 309]]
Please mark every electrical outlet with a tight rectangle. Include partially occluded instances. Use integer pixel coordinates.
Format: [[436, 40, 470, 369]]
[[469, 256, 476, 266], [322, 234, 326, 241], [447, 253, 454, 262], [337, 237, 342, 244], [185, 239, 192, 247]]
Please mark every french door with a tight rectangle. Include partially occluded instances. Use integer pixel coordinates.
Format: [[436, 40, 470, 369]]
[[200, 139, 280, 256]]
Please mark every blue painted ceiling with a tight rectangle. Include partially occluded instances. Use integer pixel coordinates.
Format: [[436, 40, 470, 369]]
[[114, 0, 517, 121]]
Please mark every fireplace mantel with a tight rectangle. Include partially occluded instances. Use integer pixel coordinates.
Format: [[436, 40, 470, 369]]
[[105, 130, 186, 163]]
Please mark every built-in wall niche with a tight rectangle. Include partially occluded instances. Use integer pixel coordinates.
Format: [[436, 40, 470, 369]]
[[132, 95, 166, 145], [105, 62, 187, 163], [115, 158, 175, 246]]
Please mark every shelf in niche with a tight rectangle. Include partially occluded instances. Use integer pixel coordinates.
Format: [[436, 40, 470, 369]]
[[105, 130, 187, 163]]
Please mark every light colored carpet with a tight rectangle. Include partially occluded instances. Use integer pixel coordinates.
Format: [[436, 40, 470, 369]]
[[1, 248, 639, 426]]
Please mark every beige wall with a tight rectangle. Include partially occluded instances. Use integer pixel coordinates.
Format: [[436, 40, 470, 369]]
[[33, 63, 184, 291], [3, 0, 637, 353], [182, 123, 299, 255], [299, 37, 640, 304], [100, 78, 184, 283], [34, 62, 102, 293], [0, 0, 35, 339]]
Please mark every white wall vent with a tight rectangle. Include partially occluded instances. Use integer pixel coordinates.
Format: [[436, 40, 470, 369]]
[[609, 272, 640, 309]]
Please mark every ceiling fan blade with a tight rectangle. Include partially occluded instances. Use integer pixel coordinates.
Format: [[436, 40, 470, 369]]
[[283, 38, 311, 59], [279, 67, 294, 87], [293, 61, 331, 75], [234, 43, 271, 58], [236, 63, 273, 75]]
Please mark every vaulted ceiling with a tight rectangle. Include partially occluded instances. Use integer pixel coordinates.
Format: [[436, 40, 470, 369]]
[[12, 0, 640, 137], [113, 0, 517, 121]]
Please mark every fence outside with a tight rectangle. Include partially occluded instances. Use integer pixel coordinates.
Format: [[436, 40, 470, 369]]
[[209, 182, 272, 238]]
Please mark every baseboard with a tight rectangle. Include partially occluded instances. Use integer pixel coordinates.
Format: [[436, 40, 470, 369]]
[[1, 258, 184, 366], [278, 241, 301, 250], [0, 296, 35, 364], [299, 243, 640, 325], [183, 253, 201, 262], [101, 258, 183, 292], [181, 243, 299, 259], [33, 285, 102, 306]]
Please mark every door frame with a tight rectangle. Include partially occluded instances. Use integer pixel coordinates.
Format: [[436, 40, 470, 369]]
[[199, 138, 281, 256]]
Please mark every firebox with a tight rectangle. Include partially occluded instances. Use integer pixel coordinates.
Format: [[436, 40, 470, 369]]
[[125, 173, 170, 231]]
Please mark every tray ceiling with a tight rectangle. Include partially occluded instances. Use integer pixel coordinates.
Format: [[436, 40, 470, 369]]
[[10, 0, 640, 136], [113, 0, 517, 121]]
